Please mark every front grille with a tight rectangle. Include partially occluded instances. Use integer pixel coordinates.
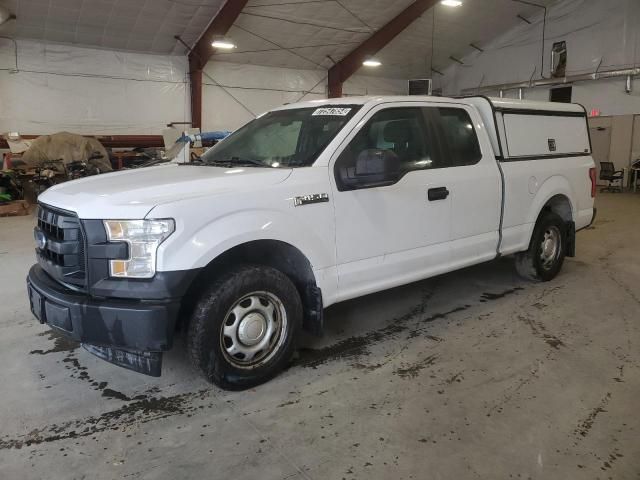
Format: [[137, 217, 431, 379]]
[[36, 204, 87, 290]]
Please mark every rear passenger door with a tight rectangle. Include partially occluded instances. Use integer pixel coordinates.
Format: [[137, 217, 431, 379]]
[[429, 106, 502, 267]]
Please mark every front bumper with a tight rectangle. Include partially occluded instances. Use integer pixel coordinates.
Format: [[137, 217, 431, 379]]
[[27, 264, 184, 376]]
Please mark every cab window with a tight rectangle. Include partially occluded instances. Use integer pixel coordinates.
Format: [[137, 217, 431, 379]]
[[434, 108, 482, 166], [334, 107, 440, 191]]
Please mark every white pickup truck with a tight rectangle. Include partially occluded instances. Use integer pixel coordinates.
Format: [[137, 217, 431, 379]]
[[27, 96, 596, 389]]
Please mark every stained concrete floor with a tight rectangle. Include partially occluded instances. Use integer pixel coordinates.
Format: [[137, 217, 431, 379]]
[[0, 192, 639, 480]]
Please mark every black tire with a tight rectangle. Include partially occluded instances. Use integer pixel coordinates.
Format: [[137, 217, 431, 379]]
[[187, 264, 302, 390], [515, 211, 567, 282]]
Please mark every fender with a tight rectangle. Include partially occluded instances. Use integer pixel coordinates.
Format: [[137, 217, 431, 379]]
[[154, 207, 335, 289], [158, 209, 332, 269], [159, 208, 339, 320], [522, 175, 575, 245]]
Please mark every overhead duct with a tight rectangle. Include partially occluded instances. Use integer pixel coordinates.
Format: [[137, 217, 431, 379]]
[[461, 67, 640, 96], [408, 79, 433, 95]]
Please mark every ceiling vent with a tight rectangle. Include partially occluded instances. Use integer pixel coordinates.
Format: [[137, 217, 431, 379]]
[[408, 79, 433, 96]]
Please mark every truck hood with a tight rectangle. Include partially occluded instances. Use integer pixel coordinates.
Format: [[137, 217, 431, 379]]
[[38, 163, 292, 219]]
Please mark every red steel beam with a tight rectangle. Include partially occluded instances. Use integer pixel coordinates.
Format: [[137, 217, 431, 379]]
[[189, 0, 249, 71], [94, 135, 165, 149], [0, 135, 164, 150], [328, 0, 439, 98], [188, 0, 249, 129]]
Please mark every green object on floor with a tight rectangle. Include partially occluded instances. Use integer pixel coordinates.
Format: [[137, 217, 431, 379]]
[[0, 193, 12, 203]]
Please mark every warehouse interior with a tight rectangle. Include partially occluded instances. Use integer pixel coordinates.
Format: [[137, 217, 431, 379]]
[[1, 0, 639, 478]]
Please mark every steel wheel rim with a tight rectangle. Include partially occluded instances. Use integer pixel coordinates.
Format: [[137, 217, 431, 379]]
[[539, 225, 561, 270], [220, 291, 288, 369]]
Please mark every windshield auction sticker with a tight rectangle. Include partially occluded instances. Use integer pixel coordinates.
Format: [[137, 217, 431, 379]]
[[312, 107, 352, 116]]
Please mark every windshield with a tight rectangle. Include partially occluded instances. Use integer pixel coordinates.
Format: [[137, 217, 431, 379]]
[[200, 105, 361, 168]]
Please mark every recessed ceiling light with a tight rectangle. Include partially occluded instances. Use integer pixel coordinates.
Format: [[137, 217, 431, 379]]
[[363, 59, 382, 67], [211, 39, 236, 50], [441, 0, 462, 6]]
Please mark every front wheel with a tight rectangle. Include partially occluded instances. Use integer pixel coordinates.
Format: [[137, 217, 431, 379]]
[[187, 265, 302, 390], [515, 211, 567, 282]]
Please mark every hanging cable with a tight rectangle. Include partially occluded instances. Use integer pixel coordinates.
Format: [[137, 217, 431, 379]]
[[334, 0, 373, 32], [511, 0, 547, 78], [201, 69, 256, 117], [233, 23, 326, 69], [239, 11, 368, 34], [245, 0, 335, 7], [175, 34, 257, 118], [212, 41, 360, 57], [245, 0, 373, 37], [430, 8, 435, 78], [0, 67, 186, 84], [295, 74, 328, 102]]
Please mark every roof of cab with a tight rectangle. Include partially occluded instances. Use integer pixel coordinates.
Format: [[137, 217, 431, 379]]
[[272, 95, 586, 114], [272, 95, 473, 111], [486, 97, 585, 113]]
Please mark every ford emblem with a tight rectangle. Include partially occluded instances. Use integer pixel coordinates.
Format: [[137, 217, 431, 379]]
[[34, 229, 47, 250]]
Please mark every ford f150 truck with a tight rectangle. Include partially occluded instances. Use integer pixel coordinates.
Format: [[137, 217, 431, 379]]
[[27, 96, 596, 389]]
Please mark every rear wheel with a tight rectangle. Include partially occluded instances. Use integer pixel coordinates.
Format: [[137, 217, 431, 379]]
[[187, 265, 302, 390], [515, 212, 567, 282]]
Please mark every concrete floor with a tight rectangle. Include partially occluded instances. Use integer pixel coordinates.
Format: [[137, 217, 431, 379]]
[[0, 193, 639, 480]]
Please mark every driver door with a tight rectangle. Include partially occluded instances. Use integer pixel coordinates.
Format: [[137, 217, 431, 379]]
[[329, 104, 452, 302]]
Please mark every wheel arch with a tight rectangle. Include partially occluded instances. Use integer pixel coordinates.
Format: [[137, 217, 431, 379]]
[[179, 239, 323, 335], [521, 174, 575, 245], [539, 194, 573, 223], [528, 176, 575, 224], [526, 191, 576, 257]]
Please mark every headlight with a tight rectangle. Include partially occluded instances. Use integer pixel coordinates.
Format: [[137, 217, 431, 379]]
[[103, 219, 175, 279]]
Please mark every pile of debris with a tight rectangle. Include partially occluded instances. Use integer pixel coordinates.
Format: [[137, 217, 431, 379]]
[[21, 132, 112, 173], [1, 132, 112, 210]]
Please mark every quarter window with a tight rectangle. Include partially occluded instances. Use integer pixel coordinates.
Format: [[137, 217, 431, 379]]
[[434, 108, 482, 166]]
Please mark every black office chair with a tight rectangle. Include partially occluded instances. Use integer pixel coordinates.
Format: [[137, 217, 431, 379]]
[[632, 158, 640, 193], [599, 162, 624, 192]]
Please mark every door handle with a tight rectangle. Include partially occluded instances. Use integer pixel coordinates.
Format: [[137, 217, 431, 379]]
[[428, 187, 449, 201]]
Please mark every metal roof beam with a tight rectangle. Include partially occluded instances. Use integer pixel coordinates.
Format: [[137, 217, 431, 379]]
[[328, 0, 439, 97], [189, 0, 249, 71], [188, 0, 249, 128]]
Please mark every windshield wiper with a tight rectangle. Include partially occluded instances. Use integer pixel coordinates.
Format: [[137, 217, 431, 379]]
[[207, 157, 266, 167], [176, 155, 206, 166]]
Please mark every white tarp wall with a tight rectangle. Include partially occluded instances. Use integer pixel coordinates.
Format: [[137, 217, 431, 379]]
[[0, 38, 408, 136], [436, 0, 640, 116], [0, 39, 190, 135], [202, 61, 408, 131]]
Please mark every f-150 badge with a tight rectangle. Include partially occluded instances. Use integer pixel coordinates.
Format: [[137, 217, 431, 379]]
[[294, 193, 329, 206]]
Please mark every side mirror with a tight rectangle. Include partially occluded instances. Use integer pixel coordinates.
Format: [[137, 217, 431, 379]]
[[339, 148, 399, 189]]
